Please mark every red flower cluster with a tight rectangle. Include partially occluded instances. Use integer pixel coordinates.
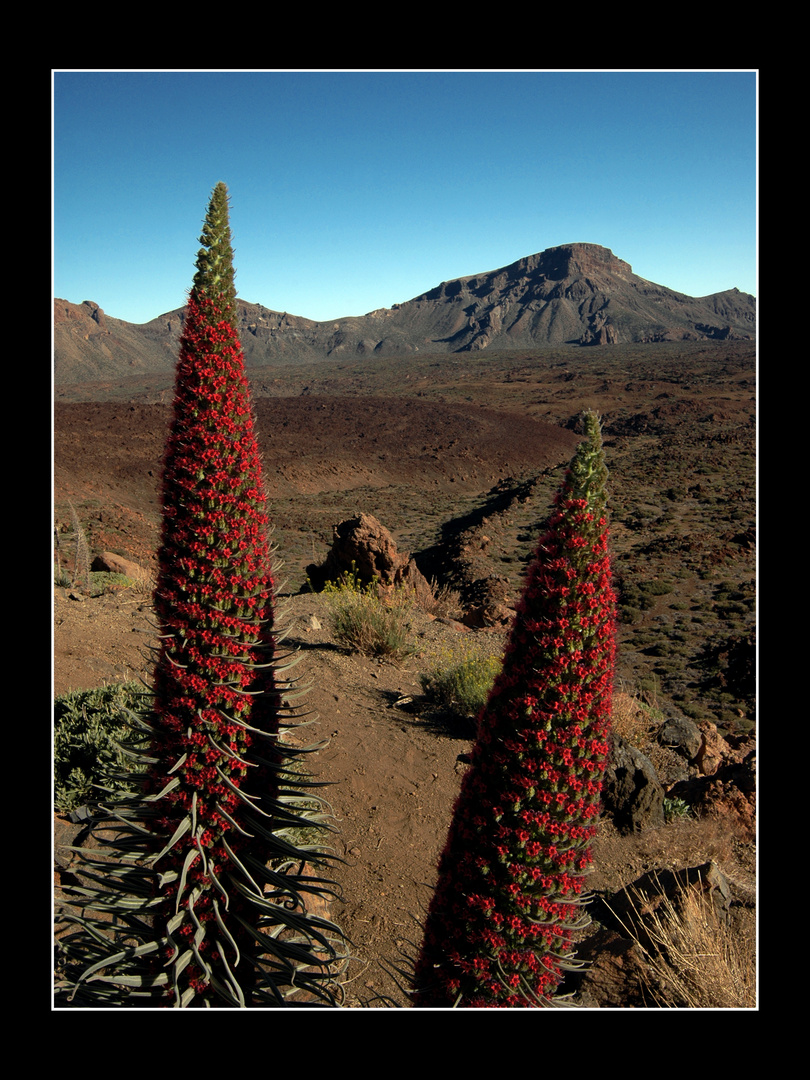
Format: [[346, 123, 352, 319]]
[[412, 412, 616, 1007]]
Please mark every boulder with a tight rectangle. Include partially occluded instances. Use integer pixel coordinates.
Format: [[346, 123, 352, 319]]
[[571, 927, 652, 1008], [308, 513, 433, 602], [603, 732, 665, 833], [658, 713, 703, 761], [460, 575, 513, 628], [323, 514, 400, 584], [91, 551, 145, 580], [667, 744, 756, 842], [694, 720, 755, 777]]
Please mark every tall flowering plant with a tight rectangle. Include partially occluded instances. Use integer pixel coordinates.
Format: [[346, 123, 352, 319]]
[[55, 184, 345, 1008], [411, 411, 615, 1007]]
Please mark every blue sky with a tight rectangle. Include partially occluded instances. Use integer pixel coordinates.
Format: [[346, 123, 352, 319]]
[[53, 70, 757, 325]]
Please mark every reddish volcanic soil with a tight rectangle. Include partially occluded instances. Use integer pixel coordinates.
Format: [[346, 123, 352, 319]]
[[54, 345, 756, 1008]]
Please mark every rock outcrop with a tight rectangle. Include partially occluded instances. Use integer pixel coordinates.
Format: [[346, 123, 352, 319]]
[[667, 726, 756, 842], [307, 513, 433, 607]]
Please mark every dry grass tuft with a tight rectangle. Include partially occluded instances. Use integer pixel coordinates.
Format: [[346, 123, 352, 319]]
[[126, 565, 156, 596], [611, 689, 653, 749], [610, 684, 692, 782], [614, 872, 756, 1008], [422, 579, 463, 620]]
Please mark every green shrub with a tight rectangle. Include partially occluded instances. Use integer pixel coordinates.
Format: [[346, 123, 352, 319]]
[[420, 646, 501, 719], [681, 701, 714, 721], [663, 796, 693, 821], [620, 605, 644, 625], [53, 681, 151, 812], [88, 571, 137, 596], [642, 579, 674, 596], [322, 565, 416, 660], [620, 584, 654, 611], [715, 600, 750, 619], [54, 565, 72, 588]]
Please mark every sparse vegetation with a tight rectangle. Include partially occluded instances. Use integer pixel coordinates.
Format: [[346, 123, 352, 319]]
[[322, 565, 416, 661], [420, 644, 501, 720], [55, 339, 755, 734], [54, 327, 756, 1008], [616, 873, 756, 1008], [54, 681, 151, 812]]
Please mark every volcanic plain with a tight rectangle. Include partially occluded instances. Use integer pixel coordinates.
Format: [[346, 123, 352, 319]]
[[53, 339, 756, 1007]]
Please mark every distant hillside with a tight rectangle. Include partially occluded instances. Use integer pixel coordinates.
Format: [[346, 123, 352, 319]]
[[54, 243, 756, 384]]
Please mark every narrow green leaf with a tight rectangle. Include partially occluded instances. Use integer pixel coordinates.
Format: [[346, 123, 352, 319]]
[[150, 813, 191, 866]]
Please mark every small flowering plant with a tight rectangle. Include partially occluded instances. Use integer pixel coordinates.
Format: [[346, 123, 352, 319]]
[[411, 411, 616, 1007], [55, 184, 345, 1008]]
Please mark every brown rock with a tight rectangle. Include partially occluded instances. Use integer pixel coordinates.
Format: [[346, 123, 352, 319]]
[[322, 514, 400, 584], [667, 739, 756, 843], [573, 927, 652, 1008], [389, 557, 435, 609], [698, 778, 756, 842], [460, 575, 513, 628], [310, 513, 433, 605], [690, 752, 756, 843], [91, 551, 146, 580], [695, 721, 754, 777]]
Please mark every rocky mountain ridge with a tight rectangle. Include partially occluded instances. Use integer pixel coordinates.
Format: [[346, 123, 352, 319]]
[[54, 243, 756, 384]]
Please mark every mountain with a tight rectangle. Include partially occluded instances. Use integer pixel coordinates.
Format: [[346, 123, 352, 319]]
[[54, 244, 756, 384], [53, 298, 323, 382]]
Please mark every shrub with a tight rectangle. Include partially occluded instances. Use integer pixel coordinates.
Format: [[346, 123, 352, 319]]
[[640, 579, 675, 598], [88, 571, 137, 595], [54, 566, 72, 588], [423, 578, 462, 620], [663, 796, 692, 822], [411, 411, 616, 1008], [54, 681, 151, 812], [420, 645, 501, 720], [620, 605, 644, 625], [322, 565, 415, 661]]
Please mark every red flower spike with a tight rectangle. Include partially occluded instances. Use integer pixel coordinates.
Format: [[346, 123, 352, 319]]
[[55, 184, 345, 1010], [411, 411, 616, 1008]]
